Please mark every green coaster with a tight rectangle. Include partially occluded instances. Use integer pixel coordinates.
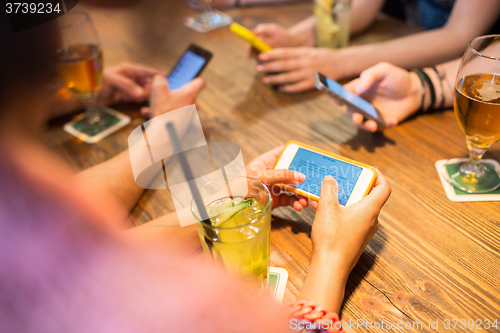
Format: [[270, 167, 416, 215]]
[[436, 158, 500, 202]]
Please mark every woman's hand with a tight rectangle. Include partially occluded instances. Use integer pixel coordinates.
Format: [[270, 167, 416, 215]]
[[98, 62, 166, 106], [255, 47, 340, 93], [246, 146, 309, 211], [247, 23, 294, 59], [310, 172, 391, 273], [144, 75, 205, 118], [344, 62, 423, 132], [253, 23, 294, 48]]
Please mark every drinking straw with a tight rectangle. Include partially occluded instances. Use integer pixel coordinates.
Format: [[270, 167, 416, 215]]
[[166, 122, 210, 224]]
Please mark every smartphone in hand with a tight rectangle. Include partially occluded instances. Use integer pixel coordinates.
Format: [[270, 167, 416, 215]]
[[315, 72, 386, 128], [274, 141, 377, 205], [167, 44, 212, 90]]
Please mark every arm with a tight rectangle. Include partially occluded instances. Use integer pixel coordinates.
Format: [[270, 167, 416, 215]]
[[76, 76, 206, 211], [337, 0, 500, 76], [299, 173, 391, 314], [349, 0, 386, 35]]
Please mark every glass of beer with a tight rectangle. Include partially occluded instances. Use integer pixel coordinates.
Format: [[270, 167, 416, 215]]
[[55, 12, 106, 135], [449, 35, 500, 192], [191, 176, 271, 288]]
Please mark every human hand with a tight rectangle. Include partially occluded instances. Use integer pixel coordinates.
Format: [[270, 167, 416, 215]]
[[246, 146, 309, 211], [255, 47, 338, 93], [246, 23, 293, 59], [98, 62, 166, 106], [143, 75, 205, 118], [309, 172, 391, 274], [344, 62, 423, 132]]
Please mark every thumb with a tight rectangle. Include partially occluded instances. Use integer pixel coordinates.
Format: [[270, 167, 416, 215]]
[[318, 175, 340, 209], [175, 77, 206, 103], [261, 169, 305, 186], [151, 74, 171, 93], [355, 63, 389, 94], [150, 75, 171, 105]]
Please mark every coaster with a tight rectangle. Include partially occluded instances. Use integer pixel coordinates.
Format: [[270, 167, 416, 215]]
[[64, 107, 131, 144], [185, 10, 233, 32], [269, 267, 288, 304], [435, 158, 500, 202]]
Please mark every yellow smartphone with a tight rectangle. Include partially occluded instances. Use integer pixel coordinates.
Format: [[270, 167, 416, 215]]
[[230, 22, 272, 53], [273, 141, 377, 205]]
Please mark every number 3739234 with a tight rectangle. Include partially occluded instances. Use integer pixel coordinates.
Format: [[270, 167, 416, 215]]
[[6, 2, 61, 14], [443, 319, 498, 330]]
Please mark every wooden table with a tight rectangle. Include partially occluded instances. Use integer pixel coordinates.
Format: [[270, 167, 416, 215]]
[[47, 1, 500, 332]]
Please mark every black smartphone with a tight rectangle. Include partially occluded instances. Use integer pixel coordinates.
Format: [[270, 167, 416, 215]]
[[315, 72, 386, 128], [167, 44, 213, 90]]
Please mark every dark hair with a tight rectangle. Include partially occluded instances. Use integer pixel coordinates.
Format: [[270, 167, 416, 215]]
[[0, 11, 57, 110]]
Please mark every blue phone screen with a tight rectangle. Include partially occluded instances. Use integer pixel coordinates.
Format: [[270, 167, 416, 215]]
[[167, 51, 206, 90], [325, 77, 379, 119], [288, 148, 362, 205]]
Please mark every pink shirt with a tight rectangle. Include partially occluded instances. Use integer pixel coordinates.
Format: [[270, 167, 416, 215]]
[[0, 147, 288, 333]]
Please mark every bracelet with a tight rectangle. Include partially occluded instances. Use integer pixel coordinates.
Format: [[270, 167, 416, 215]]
[[412, 69, 429, 112], [432, 66, 446, 109], [419, 69, 436, 112], [288, 300, 344, 332]]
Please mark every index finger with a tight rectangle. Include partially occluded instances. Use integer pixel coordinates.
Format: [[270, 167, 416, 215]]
[[258, 48, 305, 61], [121, 63, 167, 79], [251, 145, 285, 167]]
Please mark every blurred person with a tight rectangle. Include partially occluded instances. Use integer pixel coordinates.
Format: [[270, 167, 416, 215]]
[[249, 0, 500, 93], [0, 7, 391, 333]]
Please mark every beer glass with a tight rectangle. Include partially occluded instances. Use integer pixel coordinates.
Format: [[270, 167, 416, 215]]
[[449, 35, 500, 192], [55, 12, 106, 136]]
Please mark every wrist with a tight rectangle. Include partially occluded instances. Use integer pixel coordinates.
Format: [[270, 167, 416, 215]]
[[311, 247, 352, 282]]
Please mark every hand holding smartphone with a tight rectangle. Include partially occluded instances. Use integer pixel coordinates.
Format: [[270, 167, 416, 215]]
[[167, 44, 212, 90], [274, 141, 377, 206], [230, 22, 273, 53], [315, 72, 386, 128]]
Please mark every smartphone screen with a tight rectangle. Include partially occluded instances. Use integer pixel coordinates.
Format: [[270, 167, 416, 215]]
[[288, 147, 362, 205], [324, 77, 380, 120], [167, 50, 207, 90]]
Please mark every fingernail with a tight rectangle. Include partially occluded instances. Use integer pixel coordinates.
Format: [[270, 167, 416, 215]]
[[294, 172, 306, 182], [324, 175, 334, 181], [135, 87, 144, 95], [278, 86, 286, 92], [259, 54, 268, 61], [255, 65, 264, 72], [262, 77, 270, 83]]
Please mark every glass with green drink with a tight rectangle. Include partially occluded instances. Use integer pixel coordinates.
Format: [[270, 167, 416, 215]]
[[191, 176, 271, 288]]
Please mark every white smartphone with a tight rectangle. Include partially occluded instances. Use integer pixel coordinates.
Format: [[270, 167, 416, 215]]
[[274, 141, 377, 206], [315, 72, 386, 128]]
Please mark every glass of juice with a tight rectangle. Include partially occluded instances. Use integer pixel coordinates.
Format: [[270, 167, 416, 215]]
[[191, 176, 271, 288], [314, 0, 351, 49], [447, 35, 500, 192]]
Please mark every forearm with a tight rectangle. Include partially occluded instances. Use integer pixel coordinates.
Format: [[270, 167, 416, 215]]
[[298, 251, 350, 314], [288, 15, 316, 47], [349, 0, 385, 35], [76, 149, 144, 211], [125, 209, 201, 253], [332, 28, 472, 80]]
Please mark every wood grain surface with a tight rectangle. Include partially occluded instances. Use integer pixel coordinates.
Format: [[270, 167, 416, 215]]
[[46, 1, 500, 332]]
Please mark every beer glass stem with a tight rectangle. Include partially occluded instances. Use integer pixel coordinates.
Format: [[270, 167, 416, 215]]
[[462, 140, 488, 177], [80, 94, 107, 126]]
